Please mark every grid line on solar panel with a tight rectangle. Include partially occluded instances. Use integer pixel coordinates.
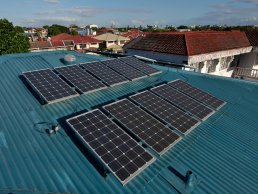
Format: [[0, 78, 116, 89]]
[[168, 79, 226, 110], [66, 109, 155, 186], [103, 99, 181, 156], [119, 57, 161, 76], [151, 84, 215, 121], [129, 91, 200, 135], [80, 61, 129, 86], [23, 69, 78, 104], [101, 59, 147, 81], [54, 65, 107, 94]]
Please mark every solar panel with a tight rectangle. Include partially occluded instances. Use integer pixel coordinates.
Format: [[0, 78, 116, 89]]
[[130, 91, 200, 135], [103, 99, 181, 155], [23, 69, 78, 104], [80, 61, 129, 86], [151, 84, 214, 120], [119, 56, 161, 75], [168, 79, 226, 110], [66, 109, 155, 185], [101, 59, 147, 81], [55, 65, 107, 94]]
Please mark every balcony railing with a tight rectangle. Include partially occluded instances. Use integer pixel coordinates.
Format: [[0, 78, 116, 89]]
[[232, 67, 258, 80]]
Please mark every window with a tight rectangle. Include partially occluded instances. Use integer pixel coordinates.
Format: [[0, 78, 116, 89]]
[[207, 60, 218, 73], [120, 40, 125, 44], [80, 44, 86, 49], [198, 62, 205, 72], [108, 41, 114, 43], [91, 43, 97, 45]]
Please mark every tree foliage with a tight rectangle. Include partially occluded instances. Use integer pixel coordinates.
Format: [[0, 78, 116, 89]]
[[70, 29, 78, 35], [0, 18, 29, 55], [46, 24, 70, 36]]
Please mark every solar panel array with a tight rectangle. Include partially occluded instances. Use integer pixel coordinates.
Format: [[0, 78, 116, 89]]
[[66, 109, 155, 185], [151, 84, 214, 120], [168, 80, 225, 110], [119, 56, 161, 75], [130, 91, 200, 135], [55, 65, 107, 94], [101, 59, 147, 80], [80, 61, 129, 86], [23, 69, 78, 103], [103, 99, 181, 155]]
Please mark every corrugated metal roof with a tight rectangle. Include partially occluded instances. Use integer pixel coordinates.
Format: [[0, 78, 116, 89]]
[[0, 51, 258, 193]]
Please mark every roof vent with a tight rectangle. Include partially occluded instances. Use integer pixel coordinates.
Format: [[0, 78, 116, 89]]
[[63, 54, 76, 65]]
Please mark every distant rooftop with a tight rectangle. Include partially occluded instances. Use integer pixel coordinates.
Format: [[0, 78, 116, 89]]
[[0, 51, 257, 193]]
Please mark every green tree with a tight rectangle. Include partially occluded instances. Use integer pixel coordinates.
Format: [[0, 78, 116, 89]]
[[70, 29, 78, 35], [14, 26, 24, 33], [0, 19, 29, 55], [47, 24, 69, 36]]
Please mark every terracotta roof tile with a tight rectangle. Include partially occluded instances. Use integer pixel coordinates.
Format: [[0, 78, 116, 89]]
[[51, 33, 100, 44], [130, 33, 187, 55], [245, 30, 258, 46], [128, 31, 251, 56], [36, 41, 52, 49], [51, 40, 65, 47]]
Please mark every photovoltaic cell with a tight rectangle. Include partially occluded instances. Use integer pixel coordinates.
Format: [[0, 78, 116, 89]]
[[55, 65, 107, 94], [80, 61, 129, 86], [130, 91, 200, 135], [119, 56, 161, 75], [168, 79, 226, 110], [66, 109, 155, 185], [101, 59, 147, 80], [103, 99, 181, 155], [23, 69, 78, 103], [151, 84, 214, 120]]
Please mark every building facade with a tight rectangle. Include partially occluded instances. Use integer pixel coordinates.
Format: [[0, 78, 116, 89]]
[[124, 31, 255, 77]]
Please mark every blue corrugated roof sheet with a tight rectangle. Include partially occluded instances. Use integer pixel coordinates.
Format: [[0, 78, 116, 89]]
[[0, 51, 258, 193]]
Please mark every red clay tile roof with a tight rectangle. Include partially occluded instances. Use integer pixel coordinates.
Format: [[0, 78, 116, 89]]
[[122, 29, 145, 39], [186, 31, 250, 55], [128, 31, 251, 56], [51, 33, 100, 44], [51, 40, 65, 47], [245, 30, 258, 46], [130, 33, 187, 55], [30, 42, 38, 49], [36, 41, 52, 49]]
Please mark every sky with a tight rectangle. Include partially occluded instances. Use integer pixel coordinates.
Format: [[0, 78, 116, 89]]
[[1, 0, 258, 27]]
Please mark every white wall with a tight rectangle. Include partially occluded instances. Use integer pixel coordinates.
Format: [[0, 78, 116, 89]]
[[126, 49, 188, 64]]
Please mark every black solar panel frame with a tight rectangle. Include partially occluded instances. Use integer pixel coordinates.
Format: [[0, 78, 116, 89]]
[[129, 91, 201, 135], [103, 99, 181, 156], [151, 84, 215, 121], [66, 109, 156, 186], [118, 56, 162, 76], [101, 58, 148, 81], [80, 61, 130, 87], [23, 68, 79, 104], [54, 65, 107, 94], [168, 79, 226, 110]]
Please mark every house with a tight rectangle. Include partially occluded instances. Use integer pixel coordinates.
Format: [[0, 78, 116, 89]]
[[51, 33, 101, 50], [0, 50, 257, 193], [96, 28, 118, 35], [85, 24, 98, 36], [35, 28, 48, 39], [124, 31, 253, 77], [29, 40, 74, 52], [121, 28, 145, 40], [95, 33, 130, 53]]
